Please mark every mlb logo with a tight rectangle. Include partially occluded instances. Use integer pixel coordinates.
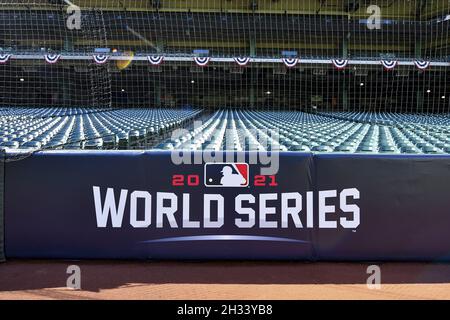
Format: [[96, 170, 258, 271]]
[[204, 163, 249, 187]]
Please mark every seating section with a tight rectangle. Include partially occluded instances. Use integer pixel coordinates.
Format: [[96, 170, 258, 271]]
[[0, 107, 202, 150], [320, 111, 450, 126], [0, 107, 109, 118], [158, 110, 283, 152], [318, 111, 450, 154], [158, 110, 450, 154], [2, 107, 450, 154]]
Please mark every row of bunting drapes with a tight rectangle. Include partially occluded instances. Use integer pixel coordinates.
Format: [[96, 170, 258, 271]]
[[0, 54, 435, 70]]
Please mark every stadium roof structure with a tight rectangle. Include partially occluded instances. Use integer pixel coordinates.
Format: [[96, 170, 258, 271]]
[[0, 1, 448, 60], [1, 1, 448, 17]]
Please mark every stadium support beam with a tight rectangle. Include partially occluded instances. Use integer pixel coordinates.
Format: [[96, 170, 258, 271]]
[[415, 36, 424, 112], [342, 87, 348, 111], [416, 90, 424, 113], [250, 38, 256, 57], [249, 35, 257, 107], [62, 36, 74, 106], [340, 34, 349, 110], [156, 40, 165, 54], [340, 33, 350, 59], [415, 41, 423, 59], [64, 36, 74, 52], [250, 76, 256, 108], [59, 75, 70, 106], [155, 81, 161, 107]]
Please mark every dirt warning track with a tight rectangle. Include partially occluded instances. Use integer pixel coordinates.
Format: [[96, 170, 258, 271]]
[[1, 260, 450, 300]]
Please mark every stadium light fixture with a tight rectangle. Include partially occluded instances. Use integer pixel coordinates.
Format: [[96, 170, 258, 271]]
[[442, 96, 446, 99], [266, 91, 272, 95], [121, 89, 125, 92], [427, 90, 431, 93], [191, 80, 195, 84], [360, 83, 364, 87], [19, 78, 25, 82]]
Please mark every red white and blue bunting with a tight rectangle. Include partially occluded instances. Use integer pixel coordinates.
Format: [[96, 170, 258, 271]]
[[282, 58, 299, 68], [414, 60, 430, 70], [0, 54, 11, 64], [44, 54, 61, 64], [331, 59, 349, 70], [93, 55, 109, 65], [233, 57, 251, 67], [381, 60, 397, 70], [193, 56, 210, 67], [1, 54, 448, 69], [147, 56, 164, 65]]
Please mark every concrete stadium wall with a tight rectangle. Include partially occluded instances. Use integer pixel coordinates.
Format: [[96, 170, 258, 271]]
[[3, 151, 450, 260]]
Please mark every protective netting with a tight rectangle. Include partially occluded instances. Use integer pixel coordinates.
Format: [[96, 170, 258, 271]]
[[0, 1, 449, 153], [0, 2, 111, 109]]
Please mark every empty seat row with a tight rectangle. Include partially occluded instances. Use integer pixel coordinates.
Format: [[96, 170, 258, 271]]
[[0, 108, 202, 150], [3, 108, 450, 154]]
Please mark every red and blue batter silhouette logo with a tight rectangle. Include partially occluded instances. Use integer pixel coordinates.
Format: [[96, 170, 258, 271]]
[[204, 163, 249, 187]]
